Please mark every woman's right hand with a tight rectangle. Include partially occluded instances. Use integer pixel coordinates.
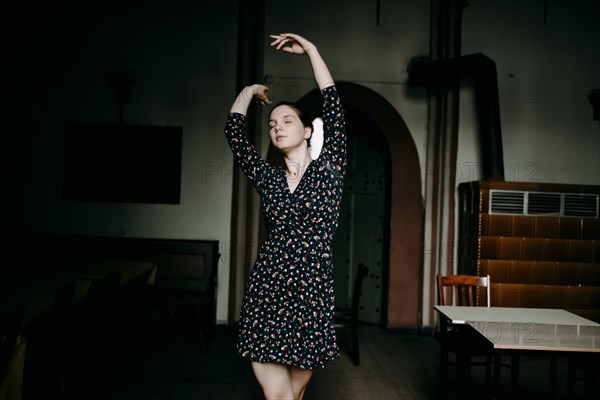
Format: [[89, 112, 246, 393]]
[[248, 84, 272, 106], [231, 84, 272, 114]]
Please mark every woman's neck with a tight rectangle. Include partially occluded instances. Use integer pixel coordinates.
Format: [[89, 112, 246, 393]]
[[283, 148, 312, 176]]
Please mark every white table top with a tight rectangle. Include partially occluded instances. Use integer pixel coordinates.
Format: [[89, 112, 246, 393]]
[[434, 305, 600, 327], [468, 322, 600, 353], [434, 305, 600, 352]]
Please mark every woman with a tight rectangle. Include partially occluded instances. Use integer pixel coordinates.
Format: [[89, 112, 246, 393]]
[[225, 33, 346, 400]]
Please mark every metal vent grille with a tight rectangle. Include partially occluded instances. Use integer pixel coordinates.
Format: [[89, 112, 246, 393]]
[[528, 192, 561, 215], [489, 191, 525, 214], [489, 190, 599, 218], [564, 194, 599, 217]]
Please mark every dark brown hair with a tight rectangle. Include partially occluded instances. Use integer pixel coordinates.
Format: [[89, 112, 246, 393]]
[[270, 101, 314, 135]]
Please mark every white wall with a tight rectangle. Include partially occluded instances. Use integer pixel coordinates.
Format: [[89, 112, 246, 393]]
[[262, 0, 431, 177], [459, 0, 600, 186], [15, 0, 239, 323]]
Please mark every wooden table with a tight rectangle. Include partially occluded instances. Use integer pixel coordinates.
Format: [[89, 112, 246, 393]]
[[434, 306, 600, 396], [433, 305, 600, 328]]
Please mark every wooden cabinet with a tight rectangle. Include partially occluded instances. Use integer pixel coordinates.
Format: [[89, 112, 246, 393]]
[[458, 180, 600, 322]]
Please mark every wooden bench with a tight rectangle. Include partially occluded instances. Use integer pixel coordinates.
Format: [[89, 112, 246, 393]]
[[0, 234, 219, 400]]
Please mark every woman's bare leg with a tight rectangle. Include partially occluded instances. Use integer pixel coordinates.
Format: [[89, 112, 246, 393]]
[[252, 362, 294, 399], [289, 366, 313, 400]]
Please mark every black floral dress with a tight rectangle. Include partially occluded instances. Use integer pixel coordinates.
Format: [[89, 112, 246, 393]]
[[225, 85, 346, 369]]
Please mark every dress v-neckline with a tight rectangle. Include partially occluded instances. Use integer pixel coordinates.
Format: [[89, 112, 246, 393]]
[[284, 160, 313, 195]]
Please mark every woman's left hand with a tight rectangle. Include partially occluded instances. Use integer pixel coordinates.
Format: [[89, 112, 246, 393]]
[[270, 33, 315, 55]]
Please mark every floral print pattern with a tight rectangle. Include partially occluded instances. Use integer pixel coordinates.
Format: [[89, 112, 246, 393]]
[[225, 86, 346, 369]]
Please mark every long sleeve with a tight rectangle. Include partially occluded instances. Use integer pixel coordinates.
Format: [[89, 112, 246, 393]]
[[224, 112, 268, 185], [320, 86, 347, 178]]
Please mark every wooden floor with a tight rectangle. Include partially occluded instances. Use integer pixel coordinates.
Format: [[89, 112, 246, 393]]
[[99, 314, 597, 400]]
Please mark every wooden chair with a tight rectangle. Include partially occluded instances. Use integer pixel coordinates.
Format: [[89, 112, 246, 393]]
[[153, 252, 218, 352], [436, 274, 493, 397], [334, 263, 369, 366], [437, 274, 490, 308]]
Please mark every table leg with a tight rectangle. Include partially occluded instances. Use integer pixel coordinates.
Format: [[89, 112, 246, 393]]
[[550, 354, 557, 399], [510, 354, 519, 394]]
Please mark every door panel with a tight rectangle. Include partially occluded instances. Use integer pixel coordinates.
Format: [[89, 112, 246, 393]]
[[333, 116, 386, 324]]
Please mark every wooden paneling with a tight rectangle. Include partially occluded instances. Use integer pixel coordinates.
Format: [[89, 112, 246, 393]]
[[535, 217, 559, 238], [521, 238, 545, 261], [593, 240, 600, 263], [560, 218, 582, 239], [477, 237, 598, 263], [510, 260, 533, 283], [480, 260, 600, 286], [541, 286, 568, 309], [580, 263, 600, 286], [530, 262, 557, 284], [488, 214, 512, 236], [459, 181, 600, 321], [545, 239, 568, 262], [568, 240, 592, 263], [513, 215, 535, 237], [582, 218, 599, 239], [492, 283, 599, 315]]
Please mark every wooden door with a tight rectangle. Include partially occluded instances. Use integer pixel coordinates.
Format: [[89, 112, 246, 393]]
[[333, 107, 388, 324]]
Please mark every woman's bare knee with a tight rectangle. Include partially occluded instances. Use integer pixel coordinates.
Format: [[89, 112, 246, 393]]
[[289, 366, 313, 400], [252, 362, 294, 399]]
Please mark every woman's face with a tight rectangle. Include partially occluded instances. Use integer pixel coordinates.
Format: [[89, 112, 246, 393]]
[[268, 105, 311, 153]]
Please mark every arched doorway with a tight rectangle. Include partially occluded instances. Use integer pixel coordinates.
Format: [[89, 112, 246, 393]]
[[265, 82, 424, 328]]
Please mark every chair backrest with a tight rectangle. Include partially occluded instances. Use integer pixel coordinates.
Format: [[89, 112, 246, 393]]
[[351, 263, 369, 319], [151, 243, 220, 295], [437, 274, 491, 307]]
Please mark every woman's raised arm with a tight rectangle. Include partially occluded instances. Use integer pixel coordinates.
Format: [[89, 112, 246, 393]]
[[270, 33, 334, 91]]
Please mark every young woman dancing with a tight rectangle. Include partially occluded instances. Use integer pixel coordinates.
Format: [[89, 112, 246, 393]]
[[225, 32, 346, 400]]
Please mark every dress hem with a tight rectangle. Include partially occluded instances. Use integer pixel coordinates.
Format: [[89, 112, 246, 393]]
[[238, 352, 341, 370]]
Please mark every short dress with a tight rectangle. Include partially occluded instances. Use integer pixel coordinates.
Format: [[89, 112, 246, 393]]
[[225, 85, 346, 369]]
